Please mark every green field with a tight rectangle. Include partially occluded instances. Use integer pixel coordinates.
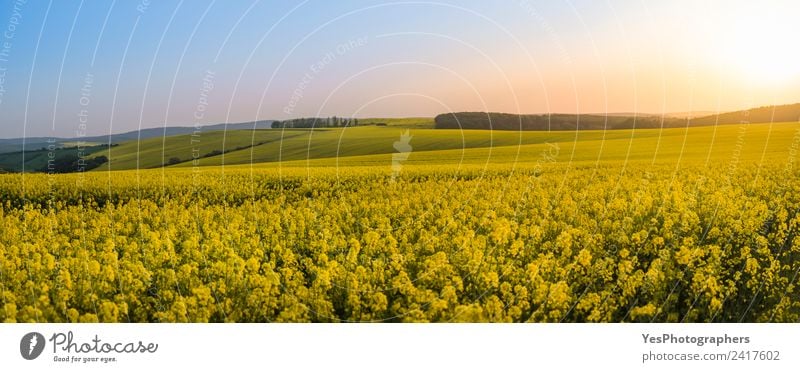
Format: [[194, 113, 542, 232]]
[[90, 119, 432, 171], [86, 120, 800, 172], [0, 145, 109, 173], [93, 129, 313, 170], [178, 121, 796, 171]]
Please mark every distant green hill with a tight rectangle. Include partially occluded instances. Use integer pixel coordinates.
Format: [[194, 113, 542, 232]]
[[89, 122, 632, 171], [434, 103, 800, 131], [167, 125, 655, 170], [434, 112, 682, 131], [93, 129, 309, 171], [0, 119, 435, 173], [151, 121, 800, 174], [260, 121, 800, 169], [0, 145, 110, 173], [0, 119, 274, 154], [690, 103, 800, 125], [93, 118, 435, 171]]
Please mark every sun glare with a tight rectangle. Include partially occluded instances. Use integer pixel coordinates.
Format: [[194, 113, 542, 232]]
[[716, 10, 800, 84]]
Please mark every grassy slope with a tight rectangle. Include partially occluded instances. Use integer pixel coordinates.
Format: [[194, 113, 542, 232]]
[[210, 122, 799, 172], [93, 129, 315, 171], [92, 118, 434, 171], [0, 145, 108, 172], [170, 125, 668, 169], [92, 119, 800, 174]]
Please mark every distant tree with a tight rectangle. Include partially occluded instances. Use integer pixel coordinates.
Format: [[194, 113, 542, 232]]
[[269, 117, 365, 129], [86, 156, 108, 171], [36, 154, 108, 173], [166, 157, 181, 166]]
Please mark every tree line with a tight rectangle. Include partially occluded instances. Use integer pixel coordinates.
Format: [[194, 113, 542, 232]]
[[272, 117, 360, 129], [434, 103, 800, 131]]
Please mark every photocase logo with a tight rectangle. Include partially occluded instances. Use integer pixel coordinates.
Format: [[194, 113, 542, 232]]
[[391, 130, 413, 181], [20, 332, 45, 360]]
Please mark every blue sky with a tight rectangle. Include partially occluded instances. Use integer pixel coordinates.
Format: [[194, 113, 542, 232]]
[[0, 0, 798, 138]]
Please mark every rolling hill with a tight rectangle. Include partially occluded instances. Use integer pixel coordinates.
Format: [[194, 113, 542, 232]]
[[434, 103, 800, 131], [0, 119, 274, 154], [93, 120, 797, 173], [0, 144, 111, 173], [187, 121, 800, 171], [90, 125, 535, 171]]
